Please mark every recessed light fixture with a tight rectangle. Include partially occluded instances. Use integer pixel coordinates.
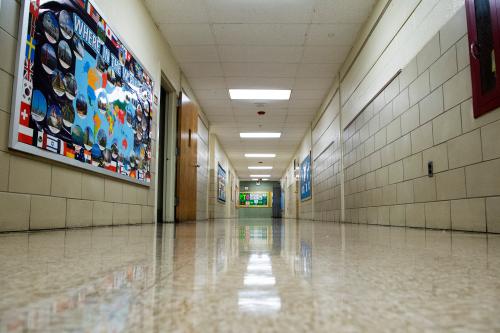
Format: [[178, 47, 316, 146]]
[[240, 133, 281, 138], [244, 154, 276, 158], [229, 89, 291, 100], [248, 166, 273, 170], [250, 175, 271, 178]]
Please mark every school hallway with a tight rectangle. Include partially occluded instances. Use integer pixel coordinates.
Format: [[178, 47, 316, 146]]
[[2, 0, 500, 331]]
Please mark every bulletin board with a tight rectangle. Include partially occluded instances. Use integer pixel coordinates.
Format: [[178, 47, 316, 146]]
[[239, 192, 272, 208], [300, 153, 312, 201], [9, 0, 154, 185], [217, 163, 226, 202]]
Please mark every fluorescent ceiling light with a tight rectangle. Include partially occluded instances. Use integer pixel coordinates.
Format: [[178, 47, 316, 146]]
[[240, 133, 281, 138], [250, 175, 271, 178], [262, 179, 269, 181], [252, 178, 259, 181], [229, 89, 291, 100], [248, 166, 273, 170], [245, 154, 276, 158]]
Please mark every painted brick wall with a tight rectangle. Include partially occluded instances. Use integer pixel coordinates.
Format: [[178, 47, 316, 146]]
[[342, 9, 500, 233], [309, 90, 343, 222], [313, 142, 342, 221]]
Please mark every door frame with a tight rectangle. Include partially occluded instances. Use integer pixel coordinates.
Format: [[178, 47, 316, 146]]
[[155, 73, 177, 223]]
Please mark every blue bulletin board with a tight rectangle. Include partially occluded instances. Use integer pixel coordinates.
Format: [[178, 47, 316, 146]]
[[9, 0, 154, 185], [300, 153, 312, 201]]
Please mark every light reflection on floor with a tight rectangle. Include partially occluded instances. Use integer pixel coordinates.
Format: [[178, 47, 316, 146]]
[[0, 220, 499, 332]]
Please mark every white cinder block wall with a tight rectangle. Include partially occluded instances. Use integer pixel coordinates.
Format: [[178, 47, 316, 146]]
[[342, 20, 499, 232], [0, 0, 217, 231], [282, 5, 500, 233], [312, 92, 343, 222]]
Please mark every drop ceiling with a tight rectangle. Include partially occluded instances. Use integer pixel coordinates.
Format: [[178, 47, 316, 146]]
[[144, 0, 376, 180]]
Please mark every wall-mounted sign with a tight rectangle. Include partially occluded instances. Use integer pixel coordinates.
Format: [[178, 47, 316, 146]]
[[239, 191, 271, 208], [9, 0, 154, 186], [300, 153, 312, 201], [217, 163, 226, 202]]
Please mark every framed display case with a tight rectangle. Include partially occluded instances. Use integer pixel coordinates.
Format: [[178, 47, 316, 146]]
[[466, 0, 500, 118]]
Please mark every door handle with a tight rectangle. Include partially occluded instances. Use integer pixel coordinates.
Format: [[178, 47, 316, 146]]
[[194, 164, 200, 168], [470, 41, 480, 60]]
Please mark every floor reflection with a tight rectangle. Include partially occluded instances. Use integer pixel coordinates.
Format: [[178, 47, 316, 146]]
[[0, 220, 499, 331]]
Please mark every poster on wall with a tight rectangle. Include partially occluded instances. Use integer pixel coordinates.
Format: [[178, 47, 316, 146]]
[[300, 153, 312, 201], [9, 0, 154, 186], [239, 192, 271, 208], [217, 163, 226, 202]]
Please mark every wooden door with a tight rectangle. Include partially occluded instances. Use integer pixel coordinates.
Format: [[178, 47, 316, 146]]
[[175, 93, 198, 221]]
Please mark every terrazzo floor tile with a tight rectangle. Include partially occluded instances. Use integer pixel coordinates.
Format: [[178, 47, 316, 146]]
[[0, 219, 499, 332]]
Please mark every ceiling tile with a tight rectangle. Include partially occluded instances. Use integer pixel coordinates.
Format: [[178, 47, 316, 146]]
[[237, 123, 283, 131], [312, 0, 376, 24], [287, 115, 315, 122], [199, 98, 232, 108], [211, 123, 238, 130], [195, 89, 230, 100], [235, 115, 286, 123], [188, 77, 227, 90], [206, 0, 315, 24], [233, 108, 289, 116], [159, 24, 215, 46], [208, 115, 235, 123], [302, 46, 351, 63], [212, 24, 308, 46], [288, 98, 322, 109], [218, 46, 303, 63], [284, 121, 311, 129], [286, 107, 317, 115], [306, 24, 360, 46], [296, 63, 341, 78], [146, 0, 209, 24], [225, 77, 295, 89], [293, 78, 334, 90], [172, 45, 220, 63], [230, 100, 290, 109], [291, 90, 327, 99], [202, 106, 233, 116], [181, 62, 224, 77], [212, 127, 238, 134], [222, 62, 298, 78]]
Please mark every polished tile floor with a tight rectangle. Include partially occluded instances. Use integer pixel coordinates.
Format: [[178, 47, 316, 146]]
[[0, 219, 499, 332]]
